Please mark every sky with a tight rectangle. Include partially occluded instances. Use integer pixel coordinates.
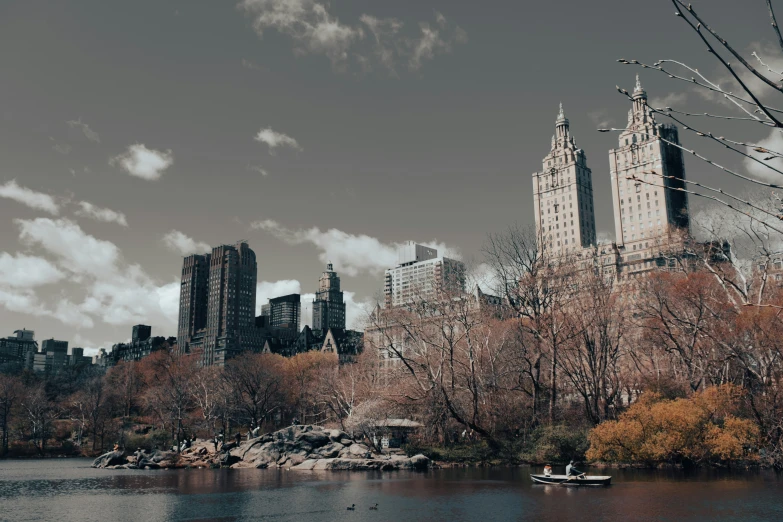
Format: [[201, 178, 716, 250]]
[[0, 0, 778, 354]]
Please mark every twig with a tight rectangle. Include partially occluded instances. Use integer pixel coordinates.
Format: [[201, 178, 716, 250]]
[[752, 52, 783, 78], [628, 174, 783, 236], [618, 59, 783, 116], [674, 0, 783, 94], [601, 121, 783, 190], [767, 0, 783, 54]]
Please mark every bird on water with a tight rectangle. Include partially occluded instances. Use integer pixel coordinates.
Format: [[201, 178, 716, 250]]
[[370, 503, 379, 510], [347, 504, 355, 511]]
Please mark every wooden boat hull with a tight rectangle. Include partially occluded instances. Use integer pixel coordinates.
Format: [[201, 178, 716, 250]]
[[530, 474, 611, 486]]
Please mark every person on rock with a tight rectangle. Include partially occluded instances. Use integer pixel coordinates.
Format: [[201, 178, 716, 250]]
[[234, 432, 241, 446]]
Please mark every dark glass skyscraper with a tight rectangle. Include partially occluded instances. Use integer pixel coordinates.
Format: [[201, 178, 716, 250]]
[[177, 241, 263, 365]]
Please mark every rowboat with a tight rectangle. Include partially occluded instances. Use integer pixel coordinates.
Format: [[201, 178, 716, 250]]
[[530, 474, 612, 486]]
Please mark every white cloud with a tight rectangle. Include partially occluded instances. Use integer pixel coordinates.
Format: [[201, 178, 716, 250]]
[[17, 217, 120, 277], [0, 253, 65, 288], [256, 279, 302, 315], [239, 2, 465, 73], [75, 201, 128, 227], [0, 180, 60, 215], [239, 0, 362, 65], [111, 144, 173, 181], [257, 280, 371, 330], [248, 164, 269, 176], [162, 230, 212, 255], [66, 118, 100, 143], [649, 92, 688, 110], [2, 219, 179, 333], [250, 219, 460, 276], [52, 143, 71, 155], [254, 127, 302, 154], [744, 128, 783, 183], [0, 288, 94, 329]]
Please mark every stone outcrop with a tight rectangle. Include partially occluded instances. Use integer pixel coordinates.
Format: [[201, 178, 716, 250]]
[[92, 425, 430, 472], [230, 424, 430, 471]]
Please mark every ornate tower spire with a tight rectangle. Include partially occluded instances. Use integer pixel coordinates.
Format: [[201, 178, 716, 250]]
[[632, 74, 647, 100], [555, 102, 569, 139]]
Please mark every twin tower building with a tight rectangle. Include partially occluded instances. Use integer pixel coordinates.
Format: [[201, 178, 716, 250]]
[[533, 76, 689, 273]]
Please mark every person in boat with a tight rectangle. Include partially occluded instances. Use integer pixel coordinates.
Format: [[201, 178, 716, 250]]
[[565, 460, 585, 478], [543, 464, 553, 477]]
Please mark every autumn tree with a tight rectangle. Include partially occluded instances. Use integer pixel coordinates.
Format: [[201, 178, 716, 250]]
[[0, 374, 22, 456], [223, 352, 285, 430]]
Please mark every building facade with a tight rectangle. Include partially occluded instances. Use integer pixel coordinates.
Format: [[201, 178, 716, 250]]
[[312, 263, 346, 331], [177, 241, 264, 365], [268, 294, 301, 331], [533, 104, 597, 257], [384, 243, 466, 308], [609, 76, 689, 259]]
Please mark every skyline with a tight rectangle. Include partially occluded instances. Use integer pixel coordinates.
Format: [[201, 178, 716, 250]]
[[0, 0, 771, 353]]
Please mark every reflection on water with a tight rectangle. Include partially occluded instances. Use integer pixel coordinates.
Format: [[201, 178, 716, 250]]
[[0, 459, 781, 522]]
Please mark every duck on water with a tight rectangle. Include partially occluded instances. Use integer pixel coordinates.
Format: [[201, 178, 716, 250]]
[[530, 460, 611, 486]]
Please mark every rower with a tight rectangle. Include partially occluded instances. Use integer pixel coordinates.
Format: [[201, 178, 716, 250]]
[[565, 460, 585, 478]]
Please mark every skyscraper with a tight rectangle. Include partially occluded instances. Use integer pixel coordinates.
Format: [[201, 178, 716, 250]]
[[609, 76, 689, 252], [267, 294, 301, 331], [177, 241, 264, 365], [312, 263, 346, 331], [384, 243, 465, 308], [533, 104, 597, 257]]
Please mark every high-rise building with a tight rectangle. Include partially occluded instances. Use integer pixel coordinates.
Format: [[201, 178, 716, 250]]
[[132, 324, 151, 343], [178, 253, 210, 352], [384, 243, 465, 308], [312, 263, 346, 331], [609, 76, 689, 252], [268, 294, 301, 331], [533, 104, 597, 257], [177, 241, 264, 365]]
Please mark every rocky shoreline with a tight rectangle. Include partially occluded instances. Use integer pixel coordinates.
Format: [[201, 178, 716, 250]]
[[92, 424, 431, 471]]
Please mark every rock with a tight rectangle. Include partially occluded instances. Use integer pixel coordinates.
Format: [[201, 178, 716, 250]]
[[92, 450, 127, 468], [348, 444, 370, 456], [298, 430, 330, 448], [409, 454, 430, 470]]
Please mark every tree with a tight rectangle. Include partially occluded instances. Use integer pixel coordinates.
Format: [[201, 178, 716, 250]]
[[0, 374, 22, 456], [20, 383, 57, 455], [224, 352, 285, 430], [140, 349, 197, 452]]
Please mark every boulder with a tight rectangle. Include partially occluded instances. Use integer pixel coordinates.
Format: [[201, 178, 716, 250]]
[[92, 450, 127, 468]]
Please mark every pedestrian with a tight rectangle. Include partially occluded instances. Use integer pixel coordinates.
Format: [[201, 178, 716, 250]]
[[235, 432, 241, 445]]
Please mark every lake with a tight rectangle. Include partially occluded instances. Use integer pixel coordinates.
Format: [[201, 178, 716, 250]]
[[0, 459, 781, 521]]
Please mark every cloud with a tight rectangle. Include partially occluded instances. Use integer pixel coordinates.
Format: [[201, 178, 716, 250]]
[[66, 118, 100, 143], [409, 12, 465, 71], [744, 128, 783, 183], [256, 279, 302, 315], [250, 219, 460, 276], [162, 230, 212, 255], [75, 201, 129, 227], [256, 280, 371, 329], [649, 92, 688, 110], [241, 58, 263, 70], [239, 2, 466, 73], [0, 179, 60, 215], [588, 109, 614, 130], [239, 0, 362, 66], [0, 253, 65, 288], [111, 144, 174, 180], [248, 164, 269, 176], [52, 143, 71, 155], [0, 288, 94, 329], [254, 127, 302, 154]]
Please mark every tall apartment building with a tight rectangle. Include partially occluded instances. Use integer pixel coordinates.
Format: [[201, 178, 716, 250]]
[[384, 243, 465, 308], [533, 104, 597, 257], [177, 241, 264, 365], [312, 263, 346, 331], [609, 76, 689, 255], [268, 294, 301, 331]]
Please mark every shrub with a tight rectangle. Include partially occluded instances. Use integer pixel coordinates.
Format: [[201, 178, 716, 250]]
[[586, 385, 759, 466]]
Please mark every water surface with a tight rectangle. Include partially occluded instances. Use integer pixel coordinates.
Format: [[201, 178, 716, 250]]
[[0, 459, 781, 521]]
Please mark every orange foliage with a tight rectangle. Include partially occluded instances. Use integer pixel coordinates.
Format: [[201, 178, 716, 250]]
[[586, 385, 759, 465]]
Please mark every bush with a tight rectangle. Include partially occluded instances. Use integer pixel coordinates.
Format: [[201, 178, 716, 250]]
[[520, 424, 589, 464], [586, 385, 759, 466]]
